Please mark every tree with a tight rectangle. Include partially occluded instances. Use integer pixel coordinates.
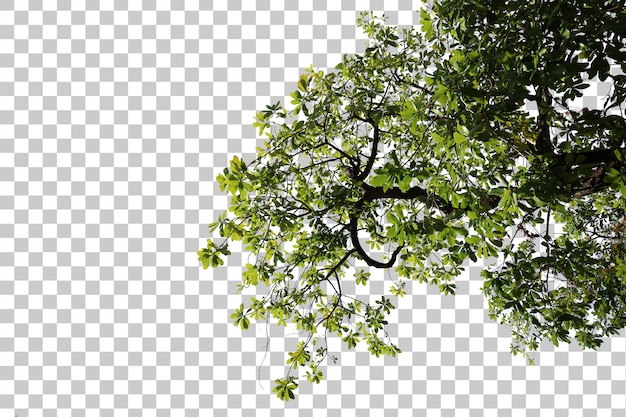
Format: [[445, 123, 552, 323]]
[[199, 0, 626, 400]]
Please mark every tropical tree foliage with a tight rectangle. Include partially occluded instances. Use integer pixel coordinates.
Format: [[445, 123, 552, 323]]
[[199, 0, 626, 399]]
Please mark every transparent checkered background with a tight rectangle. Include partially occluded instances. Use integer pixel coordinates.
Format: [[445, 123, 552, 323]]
[[1, 1, 625, 416]]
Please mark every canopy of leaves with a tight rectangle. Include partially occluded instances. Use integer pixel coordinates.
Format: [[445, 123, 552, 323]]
[[199, 0, 626, 400]]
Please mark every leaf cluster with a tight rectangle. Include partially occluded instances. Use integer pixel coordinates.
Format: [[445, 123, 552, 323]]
[[200, 1, 626, 400]]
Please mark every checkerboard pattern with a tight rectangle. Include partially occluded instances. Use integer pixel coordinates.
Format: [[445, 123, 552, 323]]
[[1, 1, 625, 416]]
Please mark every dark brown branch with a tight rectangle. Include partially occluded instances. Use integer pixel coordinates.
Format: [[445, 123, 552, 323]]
[[322, 248, 357, 297], [552, 148, 623, 167], [325, 249, 357, 281], [361, 183, 455, 213], [354, 120, 381, 182], [535, 86, 554, 155], [390, 66, 429, 93], [349, 214, 404, 268], [327, 142, 358, 165], [548, 147, 624, 197], [572, 161, 617, 198], [295, 245, 356, 301]]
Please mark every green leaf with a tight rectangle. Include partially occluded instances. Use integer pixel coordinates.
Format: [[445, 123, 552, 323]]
[[355, 270, 370, 286], [342, 331, 361, 349], [298, 75, 309, 92], [273, 377, 299, 401], [370, 173, 389, 187], [453, 131, 466, 145]]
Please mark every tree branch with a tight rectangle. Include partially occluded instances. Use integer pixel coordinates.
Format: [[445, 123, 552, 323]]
[[323, 248, 357, 296], [572, 162, 617, 198], [535, 85, 554, 155], [354, 120, 381, 182], [349, 213, 404, 268], [552, 148, 623, 167], [361, 182, 455, 213]]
